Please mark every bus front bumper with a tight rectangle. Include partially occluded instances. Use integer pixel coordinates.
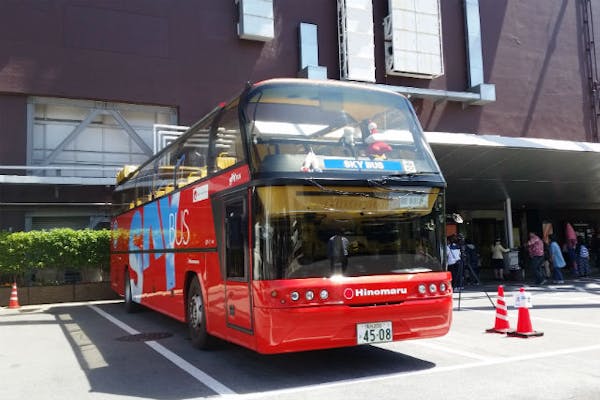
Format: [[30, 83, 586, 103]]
[[252, 296, 452, 354]]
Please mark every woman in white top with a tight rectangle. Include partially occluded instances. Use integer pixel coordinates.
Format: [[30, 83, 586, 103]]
[[491, 239, 510, 280]]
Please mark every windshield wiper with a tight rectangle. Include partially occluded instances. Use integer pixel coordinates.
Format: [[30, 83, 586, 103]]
[[382, 172, 440, 180], [367, 172, 440, 187]]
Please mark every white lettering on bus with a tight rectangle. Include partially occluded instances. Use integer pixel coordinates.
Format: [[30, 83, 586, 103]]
[[354, 288, 407, 297], [364, 161, 384, 169], [229, 172, 242, 186], [170, 209, 190, 246], [340, 160, 386, 170], [343, 160, 364, 169]]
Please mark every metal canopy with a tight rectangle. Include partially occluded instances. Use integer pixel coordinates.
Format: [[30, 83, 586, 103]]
[[425, 132, 600, 210]]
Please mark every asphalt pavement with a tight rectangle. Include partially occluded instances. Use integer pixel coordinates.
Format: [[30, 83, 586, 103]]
[[1, 277, 599, 400]]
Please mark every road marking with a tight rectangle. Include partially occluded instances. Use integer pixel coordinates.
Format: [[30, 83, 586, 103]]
[[400, 340, 491, 361], [461, 307, 600, 328], [530, 316, 600, 329], [88, 305, 235, 395], [217, 344, 600, 400]]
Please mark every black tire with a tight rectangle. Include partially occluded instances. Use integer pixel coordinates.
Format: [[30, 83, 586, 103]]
[[187, 276, 213, 349], [124, 268, 140, 313]]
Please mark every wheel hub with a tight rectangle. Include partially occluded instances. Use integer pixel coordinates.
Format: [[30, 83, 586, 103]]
[[189, 294, 203, 328]]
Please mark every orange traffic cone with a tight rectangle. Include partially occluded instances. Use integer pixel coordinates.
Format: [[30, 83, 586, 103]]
[[486, 285, 513, 333], [507, 287, 543, 338], [8, 282, 20, 309]]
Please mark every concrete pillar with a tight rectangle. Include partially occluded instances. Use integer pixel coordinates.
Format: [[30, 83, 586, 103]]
[[505, 197, 514, 248]]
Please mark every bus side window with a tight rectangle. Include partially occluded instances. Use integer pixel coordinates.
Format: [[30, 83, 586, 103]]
[[135, 165, 154, 205], [175, 127, 209, 188], [225, 200, 246, 279], [153, 151, 176, 199], [211, 101, 244, 172], [119, 180, 136, 211]]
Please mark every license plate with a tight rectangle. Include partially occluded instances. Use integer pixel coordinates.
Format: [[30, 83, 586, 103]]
[[356, 321, 393, 345]]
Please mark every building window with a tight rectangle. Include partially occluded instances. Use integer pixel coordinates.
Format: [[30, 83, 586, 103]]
[[29, 97, 176, 178], [338, 0, 376, 82], [384, 0, 444, 79], [236, 0, 274, 42]]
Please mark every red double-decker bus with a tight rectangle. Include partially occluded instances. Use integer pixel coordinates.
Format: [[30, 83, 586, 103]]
[[110, 78, 452, 354]]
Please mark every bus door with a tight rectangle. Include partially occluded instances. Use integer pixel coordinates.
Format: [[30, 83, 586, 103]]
[[219, 193, 253, 334]]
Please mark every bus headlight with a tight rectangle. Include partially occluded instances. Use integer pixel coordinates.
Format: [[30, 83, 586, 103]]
[[290, 291, 300, 301], [305, 290, 315, 301]]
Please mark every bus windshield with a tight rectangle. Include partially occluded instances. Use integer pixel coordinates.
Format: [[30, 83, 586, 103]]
[[252, 185, 445, 280], [244, 80, 439, 176]]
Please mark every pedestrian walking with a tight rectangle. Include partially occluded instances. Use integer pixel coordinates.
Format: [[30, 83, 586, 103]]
[[447, 235, 463, 289], [576, 236, 591, 277], [490, 238, 509, 281], [549, 235, 565, 284], [542, 241, 552, 279], [527, 232, 546, 285], [464, 238, 480, 284]]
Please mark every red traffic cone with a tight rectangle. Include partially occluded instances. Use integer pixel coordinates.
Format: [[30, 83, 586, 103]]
[[486, 285, 513, 333], [508, 287, 543, 338], [8, 282, 20, 309]]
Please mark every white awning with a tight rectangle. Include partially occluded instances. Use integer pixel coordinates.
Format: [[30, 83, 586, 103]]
[[425, 132, 600, 210]]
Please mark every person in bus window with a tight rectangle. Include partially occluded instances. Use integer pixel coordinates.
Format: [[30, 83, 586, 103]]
[[328, 230, 349, 273]]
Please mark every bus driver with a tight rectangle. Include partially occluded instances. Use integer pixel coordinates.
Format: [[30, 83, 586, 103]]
[[328, 230, 350, 273]]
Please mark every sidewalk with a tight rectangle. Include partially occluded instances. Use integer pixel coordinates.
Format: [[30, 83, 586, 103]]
[[457, 274, 600, 294], [463, 265, 599, 287]]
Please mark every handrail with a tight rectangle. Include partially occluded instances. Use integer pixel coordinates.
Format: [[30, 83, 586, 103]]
[[0, 165, 121, 171]]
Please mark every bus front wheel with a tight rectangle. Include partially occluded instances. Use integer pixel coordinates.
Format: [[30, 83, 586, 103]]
[[187, 277, 212, 349], [124, 269, 139, 313]]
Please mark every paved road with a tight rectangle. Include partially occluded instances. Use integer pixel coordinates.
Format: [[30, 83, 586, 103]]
[[1, 278, 599, 400]]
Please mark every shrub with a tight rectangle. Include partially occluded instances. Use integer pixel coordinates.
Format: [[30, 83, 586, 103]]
[[0, 229, 110, 280]]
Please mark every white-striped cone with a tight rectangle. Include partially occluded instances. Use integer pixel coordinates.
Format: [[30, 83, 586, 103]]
[[486, 285, 512, 333], [8, 282, 20, 309]]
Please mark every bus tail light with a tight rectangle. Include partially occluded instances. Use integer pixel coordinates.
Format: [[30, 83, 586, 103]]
[[290, 291, 300, 301], [305, 290, 315, 301]]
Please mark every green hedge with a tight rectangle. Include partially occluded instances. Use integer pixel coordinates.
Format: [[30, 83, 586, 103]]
[[0, 229, 110, 276]]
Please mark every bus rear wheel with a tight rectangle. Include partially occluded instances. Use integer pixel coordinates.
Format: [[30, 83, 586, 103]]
[[187, 277, 213, 349]]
